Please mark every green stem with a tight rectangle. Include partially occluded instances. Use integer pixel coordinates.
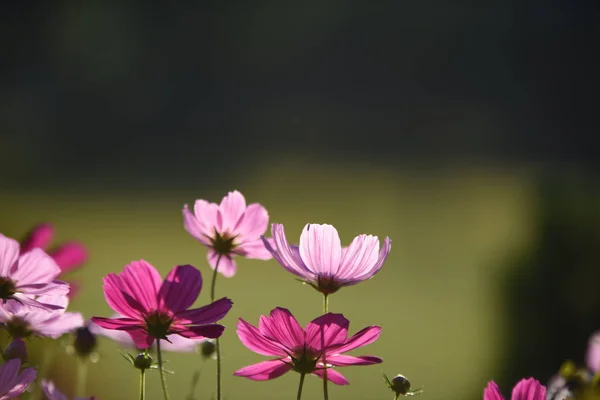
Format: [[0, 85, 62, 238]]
[[297, 372, 306, 400], [76, 358, 88, 398], [32, 342, 54, 399], [157, 339, 171, 400], [323, 293, 329, 314], [139, 369, 146, 400], [322, 293, 329, 400], [210, 254, 223, 400]]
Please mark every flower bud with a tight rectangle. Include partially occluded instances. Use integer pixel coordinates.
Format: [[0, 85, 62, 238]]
[[3, 338, 27, 362], [200, 340, 216, 360], [134, 353, 153, 371], [74, 327, 97, 357]]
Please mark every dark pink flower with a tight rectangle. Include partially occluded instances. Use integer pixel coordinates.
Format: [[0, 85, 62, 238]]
[[0, 359, 37, 399], [91, 260, 233, 349], [41, 380, 95, 400], [234, 307, 382, 385], [183, 190, 272, 277], [0, 234, 69, 310], [263, 223, 391, 294], [19, 224, 88, 298], [484, 378, 546, 400]]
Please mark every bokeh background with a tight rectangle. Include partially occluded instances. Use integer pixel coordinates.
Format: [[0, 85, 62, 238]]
[[1, 2, 599, 399]]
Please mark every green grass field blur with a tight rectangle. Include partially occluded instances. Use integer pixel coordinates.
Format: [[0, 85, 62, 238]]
[[0, 163, 536, 399]]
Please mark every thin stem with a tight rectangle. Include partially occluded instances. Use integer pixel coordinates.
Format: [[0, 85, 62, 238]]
[[323, 368, 329, 400], [210, 254, 223, 400], [32, 342, 54, 399], [322, 293, 329, 400], [323, 293, 329, 314], [297, 372, 306, 400], [156, 339, 171, 400], [76, 358, 88, 398], [139, 369, 146, 400], [186, 360, 205, 400]]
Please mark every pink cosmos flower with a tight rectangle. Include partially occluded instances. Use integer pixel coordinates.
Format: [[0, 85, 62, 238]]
[[234, 307, 382, 385], [263, 223, 391, 294], [91, 260, 233, 349], [0, 234, 69, 310], [586, 331, 600, 374], [183, 190, 272, 277], [484, 378, 546, 400], [0, 294, 84, 339], [0, 358, 37, 399], [20, 224, 88, 298], [41, 380, 95, 400]]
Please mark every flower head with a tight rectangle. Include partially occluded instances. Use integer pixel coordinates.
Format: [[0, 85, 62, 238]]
[[0, 295, 84, 339], [91, 260, 233, 349], [19, 224, 88, 298], [484, 378, 546, 400], [0, 359, 37, 399], [41, 380, 95, 400], [263, 224, 391, 294], [183, 190, 272, 277], [234, 307, 382, 385], [0, 234, 69, 310]]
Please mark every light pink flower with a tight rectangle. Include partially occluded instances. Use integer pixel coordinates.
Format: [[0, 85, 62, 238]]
[[0, 295, 83, 339], [263, 224, 391, 294], [183, 190, 272, 277], [41, 380, 95, 400], [91, 260, 233, 349], [234, 307, 382, 385], [0, 359, 37, 399], [0, 234, 69, 310], [484, 378, 546, 400], [20, 224, 88, 298], [586, 331, 600, 373]]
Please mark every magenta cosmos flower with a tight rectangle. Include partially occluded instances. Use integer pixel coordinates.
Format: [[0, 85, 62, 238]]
[[484, 378, 546, 400], [0, 294, 83, 339], [183, 190, 272, 277], [263, 223, 391, 294], [0, 234, 69, 310], [20, 224, 88, 298], [42, 380, 95, 400], [91, 260, 233, 349], [0, 359, 37, 399], [234, 307, 382, 385]]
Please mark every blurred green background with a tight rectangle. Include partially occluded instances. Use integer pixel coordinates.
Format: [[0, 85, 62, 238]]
[[1, 2, 599, 399]]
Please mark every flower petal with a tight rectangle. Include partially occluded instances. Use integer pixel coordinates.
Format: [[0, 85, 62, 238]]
[[183, 204, 212, 245], [234, 239, 273, 260], [350, 237, 391, 282], [4, 366, 37, 398], [194, 199, 220, 235], [49, 242, 87, 273], [103, 274, 145, 318], [41, 380, 69, 400], [258, 308, 304, 352], [587, 331, 600, 373], [511, 378, 546, 400], [118, 260, 162, 312], [90, 317, 143, 331], [329, 325, 381, 354], [35, 312, 85, 339], [236, 318, 288, 357], [313, 368, 349, 385], [175, 324, 225, 339], [326, 355, 382, 366], [218, 191, 247, 233], [305, 313, 349, 351], [176, 297, 233, 325], [484, 381, 505, 400], [233, 203, 269, 240], [19, 224, 54, 253], [0, 234, 20, 276], [233, 359, 292, 381], [266, 225, 313, 279], [18, 280, 69, 296], [207, 251, 237, 277], [299, 224, 342, 276], [336, 235, 379, 280], [127, 329, 155, 349], [12, 248, 61, 285], [158, 265, 202, 313]]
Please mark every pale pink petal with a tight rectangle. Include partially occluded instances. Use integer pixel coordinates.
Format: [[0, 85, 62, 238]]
[[50, 242, 87, 273], [326, 355, 382, 366], [176, 297, 233, 325], [3, 366, 37, 398], [313, 368, 349, 385], [183, 204, 212, 245], [329, 325, 381, 354], [41, 380, 69, 400], [267, 224, 313, 279], [11, 248, 60, 284], [11, 293, 66, 311], [103, 274, 145, 318], [233, 203, 269, 240], [90, 317, 143, 331], [158, 265, 202, 313], [160, 335, 203, 353], [218, 191, 247, 233], [305, 313, 349, 351], [484, 381, 504, 400], [18, 280, 70, 296], [193, 199, 220, 235], [207, 251, 237, 277], [234, 239, 273, 260], [0, 235, 20, 276], [19, 224, 54, 253], [336, 235, 379, 280], [511, 378, 546, 400], [299, 224, 342, 276], [37, 312, 85, 338], [257, 308, 304, 351], [350, 237, 391, 282], [586, 331, 600, 373], [236, 318, 289, 356], [175, 324, 225, 339], [233, 359, 292, 381], [118, 260, 162, 312]]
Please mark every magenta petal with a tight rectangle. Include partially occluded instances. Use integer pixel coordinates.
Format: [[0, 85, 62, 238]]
[[19, 224, 54, 253], [237, 318, 288, 356], [313, 368, 349, 385], [207, 251, 237, 277], [511, 378, 546, 400], [258, 308, 304, 351], [305, 313, 349, 351], [484, 381, 505, 400], [118, 260, 162, 311], [176, 297, 232, 325], [103, 274, 145, 318], [91, 317, 142, 331], [326, 355, 382, 366], [50, 242, 87, 272], [0, 234, 20, 276], [234, 359, 292, 381], [175, 324, 225, 339], [158, 265, 202, 313], [330, 325, 381, 354], [127, 329, 155, 349], [12, 248, 61, 284], [219, 190, 247, 233], [299, 224, 342, 276], [234, 203, 269, 240]]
